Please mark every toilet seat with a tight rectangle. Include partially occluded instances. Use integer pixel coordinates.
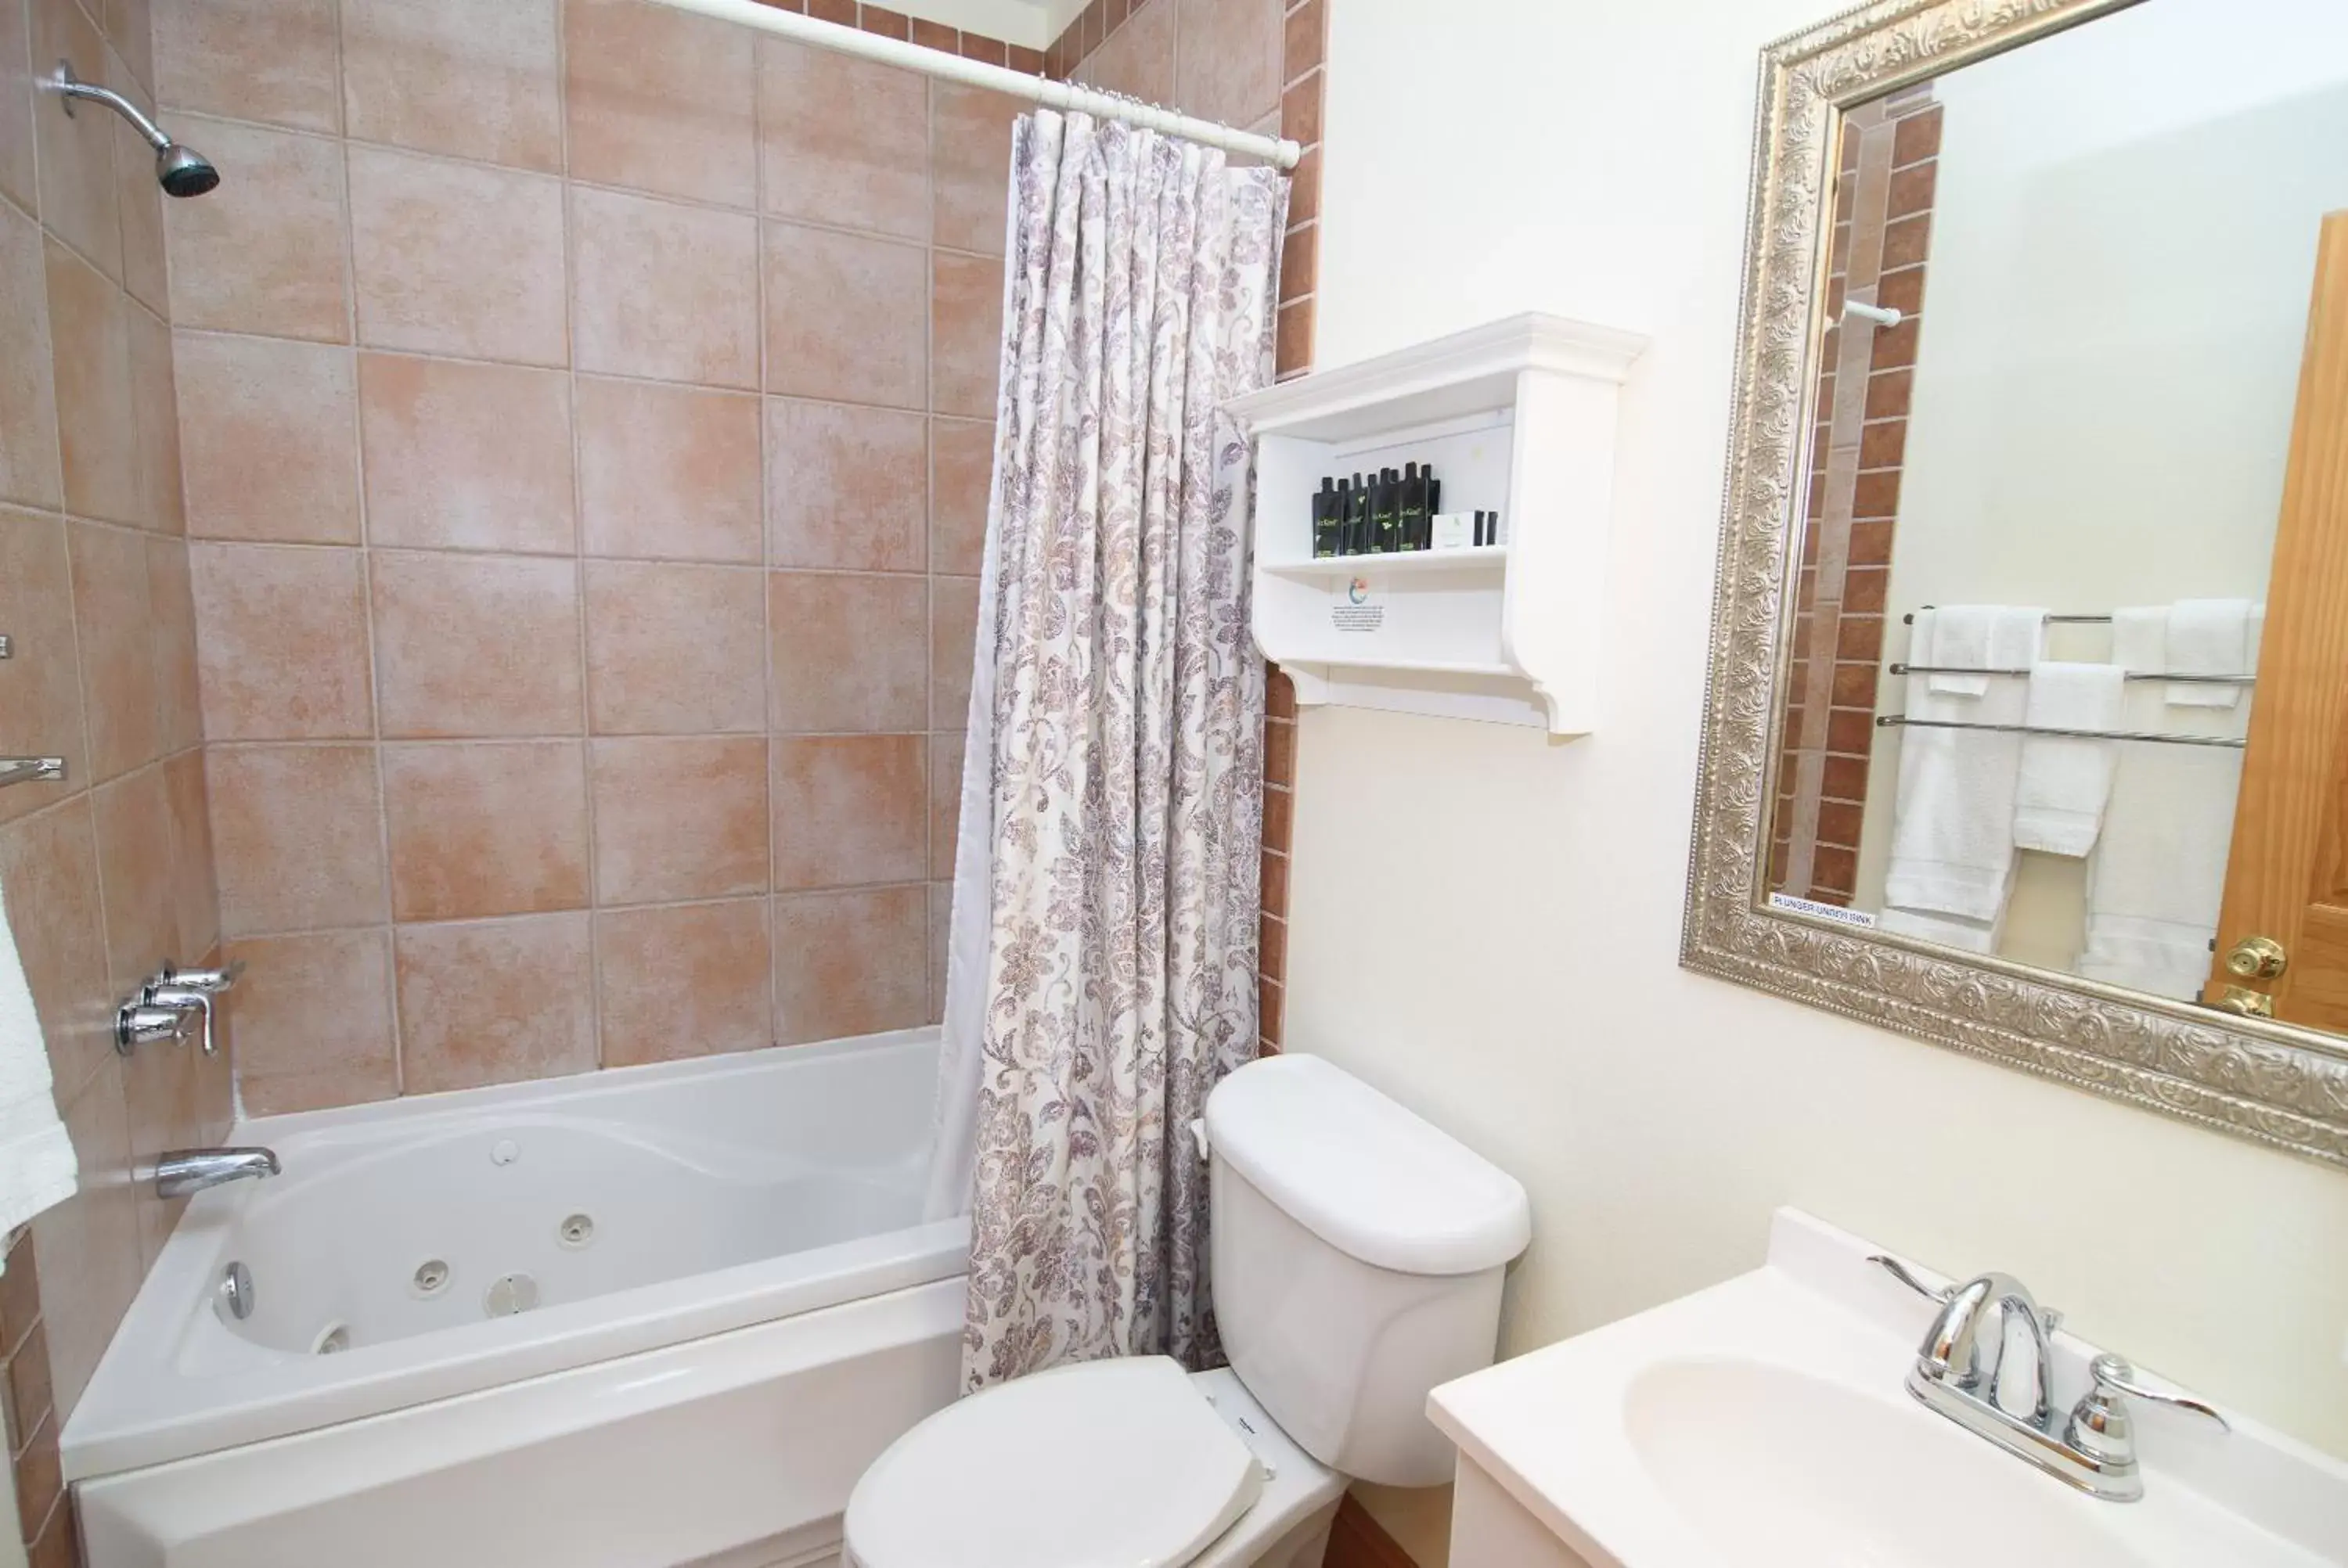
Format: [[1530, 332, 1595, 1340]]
[[844, 1355, 1266, 1568]]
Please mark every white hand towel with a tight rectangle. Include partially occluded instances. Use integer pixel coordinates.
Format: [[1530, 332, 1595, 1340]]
[[2012, 661, 2126, 858], [1880, 904, 2004, 955], [2076, 609, 2252, 1002], [1882, 607, 2044, 924], [2165, 598, 2253, 709], [1925, 604, 2022, 697], [0, 863, 77, 1264]]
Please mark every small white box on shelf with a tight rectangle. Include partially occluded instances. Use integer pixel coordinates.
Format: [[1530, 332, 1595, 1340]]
[[1224, 312, 1647, 735]]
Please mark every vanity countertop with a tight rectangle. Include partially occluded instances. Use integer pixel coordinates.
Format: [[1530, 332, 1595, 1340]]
[[1427, 1210, 2348, 1568]]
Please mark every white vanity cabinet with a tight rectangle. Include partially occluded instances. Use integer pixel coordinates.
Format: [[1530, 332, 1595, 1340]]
[[1449, 1455, 1600, 1568]]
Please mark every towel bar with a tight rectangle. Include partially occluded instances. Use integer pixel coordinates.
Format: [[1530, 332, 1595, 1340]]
[[0, 757, 66, 787], [1874, 716, 2244, 749], [1888, 662, 2255, 686]]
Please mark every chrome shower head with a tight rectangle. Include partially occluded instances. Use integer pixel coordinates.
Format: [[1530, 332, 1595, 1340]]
[[156, 143, 220, 198], [43, 61, 221, 197]]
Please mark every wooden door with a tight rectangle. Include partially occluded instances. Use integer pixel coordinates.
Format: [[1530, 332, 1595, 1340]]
[[2206, 211, 2348, 1027]]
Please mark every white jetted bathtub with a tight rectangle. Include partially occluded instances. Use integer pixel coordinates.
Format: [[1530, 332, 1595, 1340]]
[[64, 1028, 969, 1568]]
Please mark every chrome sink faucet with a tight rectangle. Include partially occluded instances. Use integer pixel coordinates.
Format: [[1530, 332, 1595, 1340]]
[[154, 1147, 279, 1199], [1871, 1255, 2227, 1501]]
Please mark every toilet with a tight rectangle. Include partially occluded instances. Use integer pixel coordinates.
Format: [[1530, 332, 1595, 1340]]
[[843, 1053, 1532, 1568]]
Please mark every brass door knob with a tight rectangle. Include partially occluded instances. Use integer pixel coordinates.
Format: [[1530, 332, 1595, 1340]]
[[2224, 935, 2288, 980], [2217, 984, 2275, 1019]]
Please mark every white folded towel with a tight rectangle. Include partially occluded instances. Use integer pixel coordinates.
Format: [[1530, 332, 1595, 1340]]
[[0, 862, 77, 1264], [1882, 607, 2045, 925], [1880, 905, 2004, 955], [2077, 609, 2253, 1002], [2012, 661, 2126, 858], [1925, 604, 2037, 698], [2165, 598, 2254, 708]]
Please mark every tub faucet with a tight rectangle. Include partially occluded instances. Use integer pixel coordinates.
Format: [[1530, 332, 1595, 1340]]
[[155, 1147, 279, 1199]]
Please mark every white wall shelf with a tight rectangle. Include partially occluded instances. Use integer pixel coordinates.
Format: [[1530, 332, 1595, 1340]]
[[1262, 546, 1511, 581], [1226, 312, 1647, 734]]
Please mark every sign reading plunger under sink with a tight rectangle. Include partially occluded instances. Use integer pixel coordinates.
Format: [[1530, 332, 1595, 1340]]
[[1425, 1210, 2348, 1568]]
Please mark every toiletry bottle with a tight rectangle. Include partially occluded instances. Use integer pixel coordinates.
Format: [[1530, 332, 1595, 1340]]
[[1371, 469, 1399, 554], [1400, 462, 1428, 551], [1426, 472, 1442, 531], [1313, 477, 1338, 558], [1347, 473, 1368, 555], [1472, 510, 1487, 548]]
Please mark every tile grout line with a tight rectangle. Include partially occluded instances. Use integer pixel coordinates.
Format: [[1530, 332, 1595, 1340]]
[[325, 0, 405, 1103], [554, 0, 609, 1077], [754, 26, 782, 1050], [922, 70, 938, 1026]]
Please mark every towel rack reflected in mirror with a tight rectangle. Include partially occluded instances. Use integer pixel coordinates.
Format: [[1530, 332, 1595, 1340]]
[[1887, 662, 2256, 686], [1873, 716, 2245, 749], [1900, 609, 2114, 625]]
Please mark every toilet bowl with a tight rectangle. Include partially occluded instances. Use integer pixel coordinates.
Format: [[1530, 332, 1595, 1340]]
[[844, 1054, 1532, 1568]]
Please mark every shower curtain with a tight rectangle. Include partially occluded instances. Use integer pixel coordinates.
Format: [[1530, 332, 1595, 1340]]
[[924, 109, 1287, 1390]]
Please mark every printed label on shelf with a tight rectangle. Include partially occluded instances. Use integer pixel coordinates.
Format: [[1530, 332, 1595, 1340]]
[[1768, 893, 1878, 929], [1331, 577, 1385, 634]]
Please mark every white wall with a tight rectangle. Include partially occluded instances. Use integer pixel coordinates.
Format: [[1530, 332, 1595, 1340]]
[[1295, 0, 2348, 1544], [1853, 0, 2348, 950]]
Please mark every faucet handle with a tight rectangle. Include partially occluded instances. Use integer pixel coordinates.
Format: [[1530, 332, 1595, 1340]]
[[115, 1002, 193, 1053], [2065, 1354, 2228, 1469], [2084, 1355, 2229, 1430], [1867, 1253, 1953, 1304], [159, 959, 244, 994]]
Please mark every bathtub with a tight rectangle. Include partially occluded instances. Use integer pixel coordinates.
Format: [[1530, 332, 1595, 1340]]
[[65, 1028, 970, 1568]]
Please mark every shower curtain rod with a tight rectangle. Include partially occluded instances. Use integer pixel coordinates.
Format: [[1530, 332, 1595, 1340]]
[[643, 0, 1302, 169]]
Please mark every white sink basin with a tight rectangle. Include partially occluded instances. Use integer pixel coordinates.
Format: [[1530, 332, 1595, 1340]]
[[1428, 1210, 2348, 1568], [1625, 1358, 2139, 1566]]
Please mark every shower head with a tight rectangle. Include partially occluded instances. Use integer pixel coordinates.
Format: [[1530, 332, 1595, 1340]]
[[43, 61, 220, 197], [156, 143, 221, 198]]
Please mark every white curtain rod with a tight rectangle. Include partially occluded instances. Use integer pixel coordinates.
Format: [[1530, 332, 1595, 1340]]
[[643, 0, 1301, 169]]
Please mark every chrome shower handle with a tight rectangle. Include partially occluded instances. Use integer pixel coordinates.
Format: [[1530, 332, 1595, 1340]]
[[160, 960, 245, 994]]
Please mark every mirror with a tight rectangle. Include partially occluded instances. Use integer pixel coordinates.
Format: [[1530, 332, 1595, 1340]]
[[1764, 0, 2348, 1034], [1684, 0, 2348, 1169]]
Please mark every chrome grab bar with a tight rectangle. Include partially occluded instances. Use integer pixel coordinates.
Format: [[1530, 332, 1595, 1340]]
[[0, 757, 65, 788]]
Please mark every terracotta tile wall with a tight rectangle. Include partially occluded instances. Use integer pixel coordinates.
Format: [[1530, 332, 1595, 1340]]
[[155, 0, 1023, 1114], [1049, 0, 1322, 1053], [0, 0, 229, 1552], [1770, 87, 1938, 906]]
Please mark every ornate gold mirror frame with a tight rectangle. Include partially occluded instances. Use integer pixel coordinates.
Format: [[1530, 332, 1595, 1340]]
[[1681, 0, 2348, 1168]]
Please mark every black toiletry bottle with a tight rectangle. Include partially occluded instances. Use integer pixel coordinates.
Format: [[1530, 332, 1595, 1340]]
[[1426, 473, 1442, 541], [1313, 477, 1338, 558], [1371, 469, 1400, 554], [1399, 462, 1428, 551], [1346, 472, 1368, 555], [1472, 510, 1487, 547]]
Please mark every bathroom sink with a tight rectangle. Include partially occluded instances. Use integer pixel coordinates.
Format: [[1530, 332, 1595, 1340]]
[[1427, 1210, 2348, 1568], [1622, 1358, 2136, 1567]]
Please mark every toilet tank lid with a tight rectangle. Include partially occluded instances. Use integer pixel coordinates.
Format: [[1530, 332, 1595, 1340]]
[[1205, 1055, 1530, 1276]]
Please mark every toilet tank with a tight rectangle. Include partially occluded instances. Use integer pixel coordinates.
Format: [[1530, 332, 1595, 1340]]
[[1203, 1056, 1530, 1487]]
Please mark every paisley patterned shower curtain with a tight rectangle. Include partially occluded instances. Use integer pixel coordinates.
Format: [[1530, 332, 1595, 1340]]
[[927, 109, 1287, 1391]]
